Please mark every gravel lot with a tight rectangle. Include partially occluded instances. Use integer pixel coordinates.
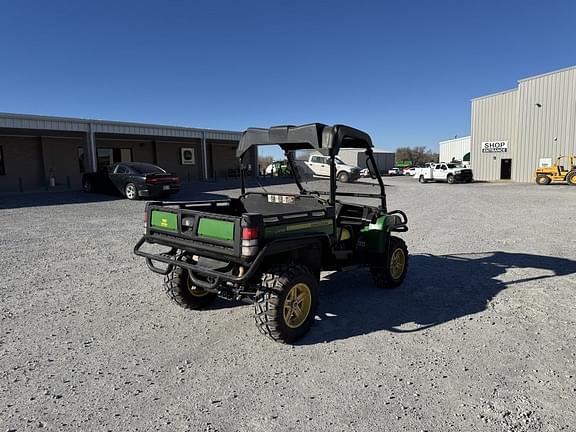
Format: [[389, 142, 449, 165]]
[[1, 177, 575, 432]]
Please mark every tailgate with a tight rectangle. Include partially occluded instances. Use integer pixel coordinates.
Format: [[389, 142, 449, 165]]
[[146, 203, 242, 257]]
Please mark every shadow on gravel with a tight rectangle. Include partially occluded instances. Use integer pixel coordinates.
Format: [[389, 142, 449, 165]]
[[0, 190, 123, 209], [0, 177, 297, 209], [301, 251, 576, 344]]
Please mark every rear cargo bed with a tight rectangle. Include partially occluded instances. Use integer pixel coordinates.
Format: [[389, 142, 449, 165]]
[[145, 200, 244, 258]]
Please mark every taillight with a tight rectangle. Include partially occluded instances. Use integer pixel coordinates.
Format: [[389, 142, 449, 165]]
[[241, 227, 258, 240], [241, 226, 259, 257], [143, 212, 148, 229], [146, 176, 179, 184]]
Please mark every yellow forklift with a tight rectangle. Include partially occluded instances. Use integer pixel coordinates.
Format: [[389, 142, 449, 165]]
[[535, 155, 576, 185]]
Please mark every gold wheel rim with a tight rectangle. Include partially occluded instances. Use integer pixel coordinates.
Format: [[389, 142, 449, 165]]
[[187, 276, 210, 297], [569, 176, 576, 185], [283, 283, 312, 329], [390, 248, 406, 280]]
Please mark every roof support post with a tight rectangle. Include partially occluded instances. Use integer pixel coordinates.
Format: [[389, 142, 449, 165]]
[[87, 123, 97, 172], [152, 139, 159, 165], [201, 131, 208, 180]]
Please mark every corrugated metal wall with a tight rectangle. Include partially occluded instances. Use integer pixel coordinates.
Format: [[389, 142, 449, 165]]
[[471, 66, 576, 182], [439, 136, 470, 163], [0, 112, 244, 187], [515, 68, 576, 182], [471, 89, 518, 181], [0, 112, 242, 142]]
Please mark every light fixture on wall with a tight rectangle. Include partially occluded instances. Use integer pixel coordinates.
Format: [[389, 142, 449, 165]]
[[535, 103, 542, 108]]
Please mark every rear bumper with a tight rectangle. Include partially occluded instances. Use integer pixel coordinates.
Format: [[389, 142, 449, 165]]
[[133, 236, 262, 289], [139, 184, 180, 197], [133, 233, 329, 290]]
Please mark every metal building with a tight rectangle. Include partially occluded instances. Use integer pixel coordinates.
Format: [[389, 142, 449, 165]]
[[471, 65, 576, 182], [439, 136, 471, 164], [338, 149, 395, 173], [0, 112, 254, 193]]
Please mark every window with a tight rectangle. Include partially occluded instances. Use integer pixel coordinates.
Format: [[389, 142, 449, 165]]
[[97, 148, 133, 170], [115, 165, 128, 174], [0, 146, 5, 176], [97, 148, 113, 170], [130, 163, 165, 174], [311, 156, 325, 164]]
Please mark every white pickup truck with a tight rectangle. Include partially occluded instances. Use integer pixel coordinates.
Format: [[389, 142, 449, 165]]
[[303, 154, 361, 183], [415, 162, 473, 184]]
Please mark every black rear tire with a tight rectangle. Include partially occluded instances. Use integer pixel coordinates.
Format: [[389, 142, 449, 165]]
[[254, 264, 318, 343], [536, 175, 551, 185], [163, 260, 217, 310], [371, 237, 409, 289], [447, 175, 455, 184], [125, 183, 139, 200], [566, 171, 576, 186], [418, 175, 426, 184]]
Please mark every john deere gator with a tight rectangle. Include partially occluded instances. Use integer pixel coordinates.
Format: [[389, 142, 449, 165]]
[[134, 123, 409, 343]]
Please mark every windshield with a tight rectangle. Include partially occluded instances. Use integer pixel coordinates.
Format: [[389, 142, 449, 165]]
[[129, 163, 166, 174], [252, 148, 384, 208], [446, 163, 457, 168]]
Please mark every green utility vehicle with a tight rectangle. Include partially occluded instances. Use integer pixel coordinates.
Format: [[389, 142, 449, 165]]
[[134, 124, 409, 343]]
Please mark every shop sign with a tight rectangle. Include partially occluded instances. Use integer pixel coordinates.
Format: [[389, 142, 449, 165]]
[[481, 141, 508, 153]]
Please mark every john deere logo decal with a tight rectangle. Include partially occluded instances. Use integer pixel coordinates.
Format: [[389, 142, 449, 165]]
[[160, 218, 169, 227]]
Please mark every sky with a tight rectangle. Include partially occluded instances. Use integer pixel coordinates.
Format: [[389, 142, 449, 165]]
[[0, 0, 575, 157]]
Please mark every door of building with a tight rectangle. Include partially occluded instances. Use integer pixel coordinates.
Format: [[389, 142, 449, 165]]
[[500, 159, 512, 180]]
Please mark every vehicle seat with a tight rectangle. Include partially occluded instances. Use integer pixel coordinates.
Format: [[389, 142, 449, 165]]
[[335, 202, 376, 225]]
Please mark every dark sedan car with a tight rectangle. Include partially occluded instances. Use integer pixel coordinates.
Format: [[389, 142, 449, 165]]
[[82, 162, 180, 200]]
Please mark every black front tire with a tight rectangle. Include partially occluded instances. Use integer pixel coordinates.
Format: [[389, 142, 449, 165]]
[[566, 171, 576, 186], [163, 262, 217, 310], [418, 175, 426, 184], [371, 237, 409, 289], [337, 171, 350, 183], [254, 264, 318, 343], [447, 175, 455, 184], [536, 175, 551, 185]]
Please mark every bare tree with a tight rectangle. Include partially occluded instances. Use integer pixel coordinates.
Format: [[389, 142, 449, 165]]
[[396, 146, 438, 166]]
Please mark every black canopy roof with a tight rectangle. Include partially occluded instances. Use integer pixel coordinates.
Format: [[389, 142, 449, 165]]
[[236, 123, 373, 158]]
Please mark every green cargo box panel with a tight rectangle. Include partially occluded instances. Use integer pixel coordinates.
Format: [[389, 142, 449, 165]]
[[264, 219, 333, 238], [197, 218, 235, 242], [150, 210, 178, 232]]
